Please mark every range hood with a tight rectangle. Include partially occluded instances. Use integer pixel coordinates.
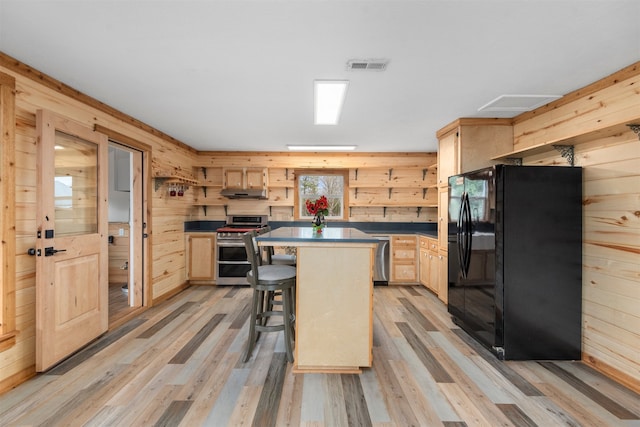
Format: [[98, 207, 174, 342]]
[[220, 188, 268, 199]]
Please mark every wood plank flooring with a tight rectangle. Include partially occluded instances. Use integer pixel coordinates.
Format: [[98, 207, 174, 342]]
[[1, 285, 639, 426], [108, 282, 137, 326]]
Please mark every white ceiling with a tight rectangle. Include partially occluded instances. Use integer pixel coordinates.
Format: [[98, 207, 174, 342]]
[[1, 0, 639, 152]]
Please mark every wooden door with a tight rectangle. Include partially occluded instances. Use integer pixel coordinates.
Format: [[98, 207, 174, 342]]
[[245, 168, 265, 189], [35, 110, 108, 371], [224, 168, 244, 189], [186, 233, 215, 280]]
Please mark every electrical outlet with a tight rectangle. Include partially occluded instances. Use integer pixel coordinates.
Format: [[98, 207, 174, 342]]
[[119, 228, 124, 236]]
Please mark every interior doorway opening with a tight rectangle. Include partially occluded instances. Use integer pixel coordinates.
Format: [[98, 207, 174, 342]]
[[107, 142, 145, 326]]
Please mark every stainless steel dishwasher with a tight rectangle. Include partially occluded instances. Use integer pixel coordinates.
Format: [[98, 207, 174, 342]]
[[373, 236, 390, 284]]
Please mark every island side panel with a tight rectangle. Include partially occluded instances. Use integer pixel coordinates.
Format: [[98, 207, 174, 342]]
[[295, 245, 374, 371]]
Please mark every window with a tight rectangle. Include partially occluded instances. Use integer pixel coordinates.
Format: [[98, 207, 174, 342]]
[[295, 170, 349, 220]]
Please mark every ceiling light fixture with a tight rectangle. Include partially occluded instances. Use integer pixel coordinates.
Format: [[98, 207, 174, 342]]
[[314, 80, 349, 125], [287, 145, 357, 151]]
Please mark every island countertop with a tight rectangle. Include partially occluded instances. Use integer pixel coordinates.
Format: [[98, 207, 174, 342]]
[[255, 226, 379, 244]]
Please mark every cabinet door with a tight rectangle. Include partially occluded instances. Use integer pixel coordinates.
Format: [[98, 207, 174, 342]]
[[438, 187, 449, 252], [438, 251, 448, 304], [419, 248, 430, 287], [187, 234, 216, 280], [437, 131, 458, 186], [224, 169, 244, 189], [245, 168, 266, 189], [428, 251, 439, 293]]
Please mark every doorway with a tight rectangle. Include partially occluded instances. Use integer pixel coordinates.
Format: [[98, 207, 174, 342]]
[[107, 142, 147, 327]]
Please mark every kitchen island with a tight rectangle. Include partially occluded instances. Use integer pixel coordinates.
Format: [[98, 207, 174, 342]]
[[256, 227, 378, 373]]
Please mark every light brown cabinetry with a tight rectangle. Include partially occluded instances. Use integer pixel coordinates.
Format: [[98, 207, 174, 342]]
[[419, 236, 439, 293], [223, 167, 268, 190], [390, 235, 418, 284], [435, 119, 511, 299], [436, 118, 513, 185], [437, 250, 448, 304], [186, 233, 216, 282]]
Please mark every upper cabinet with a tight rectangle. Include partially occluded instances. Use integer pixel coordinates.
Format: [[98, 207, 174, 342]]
[[223, 167, 268, 190], [436, 118, 513, 186]]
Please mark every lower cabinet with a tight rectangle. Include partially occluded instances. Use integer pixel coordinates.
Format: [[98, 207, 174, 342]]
[[186, 233, 216, 282], [437, 250, 448, 304], [419, 236, 439, 294], [390, 235, 418, 284]]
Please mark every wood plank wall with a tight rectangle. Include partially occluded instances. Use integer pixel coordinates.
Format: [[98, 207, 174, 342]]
[[512, 64, 640, 391], [194, 153, 438, 223], [0, 54, 198, 392]]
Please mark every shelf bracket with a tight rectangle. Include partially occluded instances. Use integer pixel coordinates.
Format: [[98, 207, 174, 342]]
[[203, 187, 207, 198], [201, 167, 207, 180], [355, 188, 358, 199], [552, 145, 575, 166], [416, 207, 422, 217], [388, 188, 393, 199], [224, 205, 228, 216], [285, 168, 289, 180], [422, 168, 428, 180], [154, 177, 167, 192], [349, 206, 352, 217], [383, 207, 387, 217], [504, 157, 523, 166], [627, 124, 640, 140], [354, 168, 358, 180], [285, 187, 289, 198], [422, 188, 428, 199], [202, 206, 207, 216], [269, 206, 272, 216], [388, 168, 393, 181]]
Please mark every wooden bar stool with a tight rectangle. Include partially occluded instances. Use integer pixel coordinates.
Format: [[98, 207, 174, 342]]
[[242, 231, 296, 363]]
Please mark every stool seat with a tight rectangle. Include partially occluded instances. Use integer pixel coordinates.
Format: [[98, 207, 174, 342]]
[[248, 264, 296, 284]]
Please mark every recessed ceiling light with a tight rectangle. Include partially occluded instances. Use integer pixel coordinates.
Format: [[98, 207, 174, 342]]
[[314, 80, 349, 125], [287, 145, 357, 151]]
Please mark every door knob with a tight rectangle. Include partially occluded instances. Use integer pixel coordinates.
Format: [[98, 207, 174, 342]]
[[44, 247, 67, 257], [27, 248, 39, 256]]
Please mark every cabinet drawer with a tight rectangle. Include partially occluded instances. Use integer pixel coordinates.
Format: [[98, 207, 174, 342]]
[[393, 248, 416, 259], [392, 262, 417, 282], [392, 236, 417, 246]]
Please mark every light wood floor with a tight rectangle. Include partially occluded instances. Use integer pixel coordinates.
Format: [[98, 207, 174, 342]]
[[108, 282, 137, 326], [1, 285, 639, 426]]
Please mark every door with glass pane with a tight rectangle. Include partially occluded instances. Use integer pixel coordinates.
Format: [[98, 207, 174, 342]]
[[35, 110, 108, 371]]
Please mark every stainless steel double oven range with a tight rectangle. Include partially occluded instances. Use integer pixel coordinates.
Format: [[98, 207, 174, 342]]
[[216, 215, 268, 285]]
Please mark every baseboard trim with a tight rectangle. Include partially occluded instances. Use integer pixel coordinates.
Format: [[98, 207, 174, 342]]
[[583, 352, 640, 394]]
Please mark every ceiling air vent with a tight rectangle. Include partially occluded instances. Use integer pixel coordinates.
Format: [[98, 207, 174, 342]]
[[346, 59, 389, 71], [478, 94, 561, 112]]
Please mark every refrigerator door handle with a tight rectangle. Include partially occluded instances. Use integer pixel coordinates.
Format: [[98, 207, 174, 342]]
[[463, 193, 472, 277], [457, 192, 467, 278]]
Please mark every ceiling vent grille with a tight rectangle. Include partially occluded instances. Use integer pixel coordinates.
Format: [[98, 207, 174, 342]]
[[478, 94, 562, 112], [346, 59, 389, 71]]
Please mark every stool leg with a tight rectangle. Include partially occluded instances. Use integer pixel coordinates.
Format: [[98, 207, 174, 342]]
[[282, 286, 294, 363], [242, 288, 261, 362]]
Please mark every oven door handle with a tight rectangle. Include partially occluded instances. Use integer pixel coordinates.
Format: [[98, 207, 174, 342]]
[[216, 241, 246, 247]]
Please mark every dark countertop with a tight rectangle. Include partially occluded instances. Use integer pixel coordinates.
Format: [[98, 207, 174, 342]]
[[256, 226, 379, 244], [184, 220, 438, 238]]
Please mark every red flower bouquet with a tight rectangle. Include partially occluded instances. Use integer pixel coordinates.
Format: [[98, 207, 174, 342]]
[[306, 196, 328, 233]]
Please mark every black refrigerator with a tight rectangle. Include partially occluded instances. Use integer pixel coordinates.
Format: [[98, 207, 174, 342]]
[[448, 165, 582, 360]]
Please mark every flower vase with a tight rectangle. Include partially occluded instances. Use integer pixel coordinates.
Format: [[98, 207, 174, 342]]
[[312, 213, 325, 233]]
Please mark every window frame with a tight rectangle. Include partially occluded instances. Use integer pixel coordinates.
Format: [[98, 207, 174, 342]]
[[294, 169, 349, 221]]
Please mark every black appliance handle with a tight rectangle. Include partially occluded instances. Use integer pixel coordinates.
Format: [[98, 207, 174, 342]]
[[462, 193, 472, 277], [456, 192, 466, 278]]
